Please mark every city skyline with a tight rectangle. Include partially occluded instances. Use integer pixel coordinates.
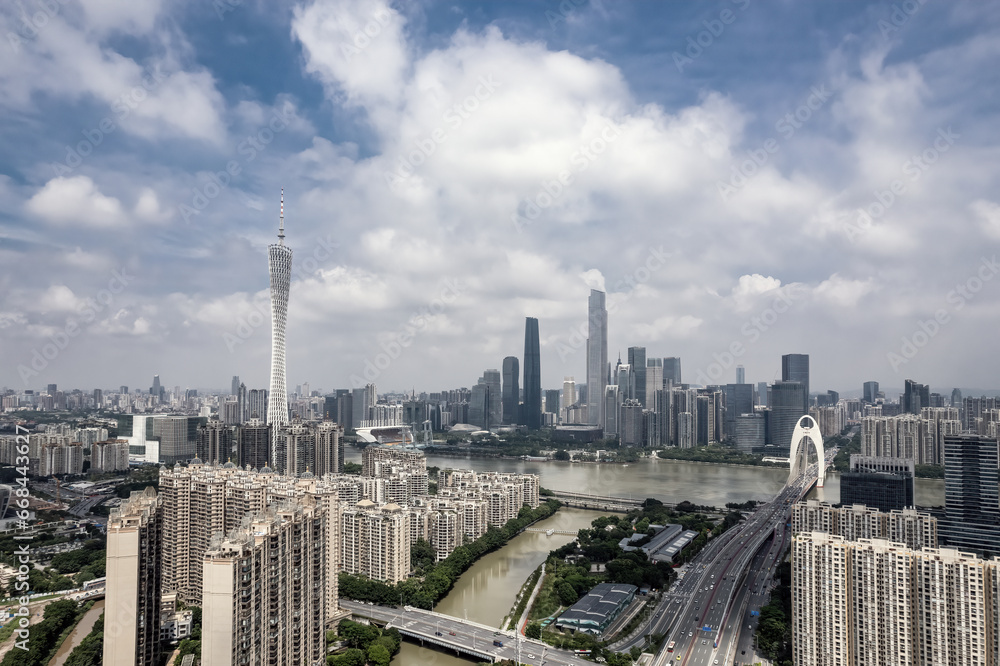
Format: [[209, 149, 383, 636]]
[[3, 2, 1000, 394]]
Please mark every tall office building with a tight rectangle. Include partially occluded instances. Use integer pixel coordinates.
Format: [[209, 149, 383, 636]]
[[942, 433, 1000, 555], [757, 381, 767, 407], [769, 380, 805, 453], [645, 359, 663, 406], [735, 365, 745, 385], [840, 456, 915, 512], [586, 290, 608, 426], [501, 356, 520, 425], [544, 389, 561, 419], [561, 377, 576, 414], [104, 488, 162, 666], [150, 374, 162, 400], [863, 380, 879, 404], [523, 317, 542, 429], [663, 357, 682, 385], [781, 353, 810, 413], [230, 375, 240, 396], [628, 347, 647, 407], [267, 191, 293, 444], [202, 500, 328, 666], [903, 379, 930, 415], [723, 383, 754, 440]]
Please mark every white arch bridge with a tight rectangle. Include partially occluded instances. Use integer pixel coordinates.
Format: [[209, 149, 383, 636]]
[[787, 414, 826, 487]]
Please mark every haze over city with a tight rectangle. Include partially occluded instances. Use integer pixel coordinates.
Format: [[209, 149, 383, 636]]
[[3, 1, 1000, 393]]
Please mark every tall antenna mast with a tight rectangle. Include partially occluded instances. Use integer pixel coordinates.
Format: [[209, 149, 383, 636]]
[[278, 188, 285, 245]]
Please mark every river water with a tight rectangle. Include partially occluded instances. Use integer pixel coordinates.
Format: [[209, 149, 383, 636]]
[[343, 449, 945, 664], [48, 600, 103, 666]]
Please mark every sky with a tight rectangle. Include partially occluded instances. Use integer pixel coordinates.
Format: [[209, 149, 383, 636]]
[[2, 0, 1000, 397]]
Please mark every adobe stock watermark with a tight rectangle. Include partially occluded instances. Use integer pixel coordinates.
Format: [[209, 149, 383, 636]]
[[555, 246, 668, 361], [178, 103, 296, 222], [52, 67, 167, 177], [350, 278, 465, 387], [6, 0, 71, 54], [18, 269, 134, 384], [222, 235, 341, 353], [544, 0, 590, 29], [673, 0, 751, 73], [878, 0, 929, 40], [717, 83, 832, 201], [383, 76, 502, 189], [9, 425, 32, 651], [510, 121, 623, 233], [887, 256, 999, 372], [843, 127, 958, 243], [339, 6, 393, 62], [693, 285, 803, 386]]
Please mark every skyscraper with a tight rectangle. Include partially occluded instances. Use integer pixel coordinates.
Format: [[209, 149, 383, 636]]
[[663, 357, 682, 385], [769, 380, 805, 453], [561, 377, 576, 414], [781, 353, 809, 414], [230, 375, 240, 396], [267, 190, 293, 448], [523, 317, 542, 429], [501, 356, 520, 425], [903, 379, 930, 415], [735, 365, 745, 385], [863, 380, 879, 403], [628, 347, 647, 407], [586, 290, 607, 426], [942, 433, 1000, 555]]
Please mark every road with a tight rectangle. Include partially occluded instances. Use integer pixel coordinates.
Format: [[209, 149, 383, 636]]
[[341, 599, 594, 665], [611, 449, 835, 666]]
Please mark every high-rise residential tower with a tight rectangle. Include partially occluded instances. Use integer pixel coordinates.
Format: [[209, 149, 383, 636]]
[[781, 353, 810, 414], [586, 290, 607, 425], [523, 317, 542, 429], [104, 488, 162, 666], [501, 356, 519, 425], [267, 191, 293, 452]]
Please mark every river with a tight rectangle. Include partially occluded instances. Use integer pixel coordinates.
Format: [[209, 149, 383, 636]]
[[343, 449, 944, 664], [48, 600, 102, 666]]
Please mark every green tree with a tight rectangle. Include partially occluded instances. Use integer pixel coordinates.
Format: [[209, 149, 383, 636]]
[[367, 643, 391, 666], [554, 449, 570, 461], [526, 622, 542, 639], [557, 580, 578, 605]]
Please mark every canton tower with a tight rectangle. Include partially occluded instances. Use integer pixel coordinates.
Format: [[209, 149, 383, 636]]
[[266, 190, 292, 447]]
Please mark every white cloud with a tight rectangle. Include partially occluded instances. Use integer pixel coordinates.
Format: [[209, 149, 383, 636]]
[[814, 274, 876, 308], [972, 199, 1000, 239], [26, 176, 126, 227]]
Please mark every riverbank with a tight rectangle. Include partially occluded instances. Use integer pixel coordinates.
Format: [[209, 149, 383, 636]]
[[340, 500, 560, 609]]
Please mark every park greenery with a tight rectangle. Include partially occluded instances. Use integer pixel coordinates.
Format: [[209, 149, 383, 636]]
[[330, 620, 402, 666], [654, 444, 783, 467], [339, 500, 560, 609], [754, 560, 793, 666]]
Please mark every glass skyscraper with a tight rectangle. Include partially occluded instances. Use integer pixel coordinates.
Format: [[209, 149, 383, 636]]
[[501, 355, 519, 425], [781, 353, 809, 414], [586, 290, 607, 426], [523, 317, 542, 429]]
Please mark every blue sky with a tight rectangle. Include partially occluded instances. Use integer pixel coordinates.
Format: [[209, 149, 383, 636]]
[[2, 0, 1000, 397]]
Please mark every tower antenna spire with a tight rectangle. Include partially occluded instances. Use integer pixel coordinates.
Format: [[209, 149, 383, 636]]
[[278, 188, 285, 245]]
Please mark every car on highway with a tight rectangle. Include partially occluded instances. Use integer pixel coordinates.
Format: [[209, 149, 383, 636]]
[[449, 631, 456, 636], [435, 631, 443, 636], [688, 632, 693, 637]]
